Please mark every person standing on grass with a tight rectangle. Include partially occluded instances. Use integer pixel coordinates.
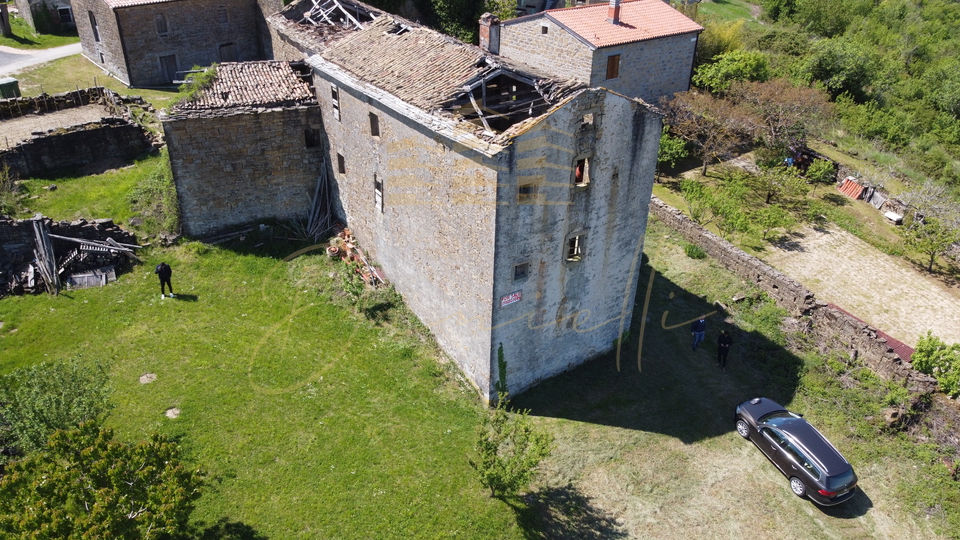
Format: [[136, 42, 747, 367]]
[[155, 262, 174, 299], [717, 330, 732, 372], [691, 315, 706, 351]]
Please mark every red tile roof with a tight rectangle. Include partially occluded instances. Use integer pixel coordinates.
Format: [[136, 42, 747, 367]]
[[827, 304, 915, 363], [102, 0, 177, 8], [838, 177, 864, 199], [537, 0, 703, 49], [172, 61, 316, 113]]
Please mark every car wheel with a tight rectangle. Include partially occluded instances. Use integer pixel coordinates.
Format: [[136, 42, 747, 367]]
[[735, 419, 751, 439], [790, 477, 806, 498]]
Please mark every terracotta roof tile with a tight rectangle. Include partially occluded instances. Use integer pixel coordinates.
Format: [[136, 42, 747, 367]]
[[523, 0, 703, 49], [839, 177, 864, 199], [102, 0, 178, 9], [173, 61, 316, 112]]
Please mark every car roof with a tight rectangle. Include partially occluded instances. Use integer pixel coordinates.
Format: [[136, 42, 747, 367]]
[[770, 417, 851, 474]]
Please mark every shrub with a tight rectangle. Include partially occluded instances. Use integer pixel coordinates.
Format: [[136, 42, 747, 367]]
[[128, 149, 180, 235], [911, 331, 960, 398], [684, 243, 707, 259]]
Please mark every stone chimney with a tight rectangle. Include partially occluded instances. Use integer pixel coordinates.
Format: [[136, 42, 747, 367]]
[[607, 0, 621, 25], [479, 13, 501, 55]]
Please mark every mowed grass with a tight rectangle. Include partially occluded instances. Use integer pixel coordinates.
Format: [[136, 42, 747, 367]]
[[0, 14, 80, 49], [0, 243, 521, 538]]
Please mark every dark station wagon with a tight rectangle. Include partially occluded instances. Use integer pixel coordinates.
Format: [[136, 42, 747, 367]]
[[735, 398, 858, 505]]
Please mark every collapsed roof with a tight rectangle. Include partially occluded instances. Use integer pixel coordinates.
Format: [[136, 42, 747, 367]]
[[270, 0, 585, 137]]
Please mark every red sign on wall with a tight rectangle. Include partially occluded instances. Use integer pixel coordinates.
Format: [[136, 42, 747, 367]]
[[500, 290, 522, 308]]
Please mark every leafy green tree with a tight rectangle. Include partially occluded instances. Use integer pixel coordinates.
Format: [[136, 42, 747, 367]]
[[680, 178, 715, 226], [483, 0, 517, 22], [800, 37, 887, 102], [710, 172, 752, 239], [469, 394, 552, 498], [751, 165, 807, 205], [0, 422, 205, 539], [760, 0, 797, 22], [657, 127, 688, 180], [0, 356, 112, 461], [805, 158, 836, 194], [693, 50, 770, 94], [899, 215, 960, 272], [753, 204, 796, 239], [911, 331, 960, 398]]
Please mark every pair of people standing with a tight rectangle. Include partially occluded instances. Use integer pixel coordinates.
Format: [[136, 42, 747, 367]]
[[691, 315, 733, 371]]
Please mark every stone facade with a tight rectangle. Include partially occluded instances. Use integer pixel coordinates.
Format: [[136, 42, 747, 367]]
[[14, 0, 75, 32], [586, 32, 699, 104], [497, 18, 594, 86], [164, 106, 323, 237], [73, 0, 277, 87]]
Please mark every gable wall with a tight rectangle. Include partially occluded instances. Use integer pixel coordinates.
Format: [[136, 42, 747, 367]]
[[74, 0, 130, 85], [498, 17, 594, 83], [589, 32, 698, 104]]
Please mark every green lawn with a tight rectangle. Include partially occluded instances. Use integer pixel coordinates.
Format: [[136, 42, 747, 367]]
[[0, 14, 79, 50]]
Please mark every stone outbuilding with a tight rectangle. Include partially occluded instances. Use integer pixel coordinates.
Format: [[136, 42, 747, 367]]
[[71, 0, 282, 87], [485, 0, 703, 104], [13, 0, 75, 33], [161, 60, 323, 236]]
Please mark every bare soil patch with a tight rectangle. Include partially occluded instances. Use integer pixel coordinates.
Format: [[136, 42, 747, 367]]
[[1, 104, 113, 148], [763, 225, 960, 347]]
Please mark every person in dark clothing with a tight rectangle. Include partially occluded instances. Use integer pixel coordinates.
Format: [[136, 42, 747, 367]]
[[155, 262, 174, 299], [717, 330, 733, 372], [691, 316, 706, 351]]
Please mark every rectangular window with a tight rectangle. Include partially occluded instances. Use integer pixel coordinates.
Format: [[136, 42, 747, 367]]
[[219, 42, 238, 62], [217, 5, 229, 24], [98, 52, 105, 64], [582, 113, 594, 126], [514, 263, 529, 281], [540, 25, 548, 35], [331, 85, 341, 122], [566, 235, 584, 262], [374, 175, 383, 211], [304, 128, 320, 148], [369, 112, 380, 137], [517, 183, 536, 203], [337, 153, 346, 174], [606, 54, 620, 80], [58, 8, 72, 24], [574, 158, 590, 187], [88, 11, 100, 42]]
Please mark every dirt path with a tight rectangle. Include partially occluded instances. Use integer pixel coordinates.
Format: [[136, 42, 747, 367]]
[[0, 104, 112, 148], [763, 225, 960, 347]]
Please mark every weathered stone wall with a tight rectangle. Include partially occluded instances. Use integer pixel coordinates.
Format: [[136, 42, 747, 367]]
[[163, 105, 323, 237], [117, 0, 262, 87], [0, 87, 106, 120], [73, 0, 129, 85], [588, 32, 698, 104], [498, 18, 594, 84], [0, 118, 151, 178], [490, 90, 662, 397], [648, 196, 938, 394], [314, 70, 499, 397]]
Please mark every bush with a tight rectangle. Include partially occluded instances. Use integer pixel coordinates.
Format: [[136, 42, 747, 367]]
[[911, 331, 960, 398], [128, 149, 180, 235], [684, 243, 707, 259]]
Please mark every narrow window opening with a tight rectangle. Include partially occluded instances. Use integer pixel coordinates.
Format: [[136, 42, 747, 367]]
[[369, 112, 380, 137], [606, 54, 620, 80], [337, 153, 346, 174], [58, 7, 72, 24], [304, 128, 320, 148], [574, 158, 590, 187], [89, 11, 100, 42], [582, 113, 594, 126], [331, 85, 341, 121], [217, 5, 229, 24], [566, 235, 584, 262], [514, 263, 529, 281], [540, 25, 548, 35], [518, 183, 536, 203], [374, 175, 383, 211], [98, 52, 105, 64], [155, 14, 168, 36]]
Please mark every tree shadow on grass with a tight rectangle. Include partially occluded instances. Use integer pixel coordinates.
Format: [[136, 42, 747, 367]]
[[508, 484, 627, 540], [512, 261, 804, 445], [821, 193, 849, 207], [194, 518, 269, 540]]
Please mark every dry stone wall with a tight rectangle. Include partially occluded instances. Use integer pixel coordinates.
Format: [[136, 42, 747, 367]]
[[648, 196, 937, 395]]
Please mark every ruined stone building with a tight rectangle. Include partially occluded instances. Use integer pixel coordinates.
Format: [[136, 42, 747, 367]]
[[13, 0, 75, 33], [72, 0, 282, 86], [163, 0, 698, 398], [487, 0, 703, 104]]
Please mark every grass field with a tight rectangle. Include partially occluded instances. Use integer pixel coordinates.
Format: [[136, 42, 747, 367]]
[[0, 14, 79, 50]]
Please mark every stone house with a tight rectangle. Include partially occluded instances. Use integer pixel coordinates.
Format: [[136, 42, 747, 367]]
[[13, 0, 75, 32], [486, 0, 703, 104], [71, 0, 282, 87], [161, 61, 323, 237]]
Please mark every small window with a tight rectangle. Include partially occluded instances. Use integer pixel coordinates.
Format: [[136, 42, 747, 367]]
[[606, 54, 620, 80], [518, 183, 536, 203], [217, 5, 229, 24], [305, 128, 320, 148], [89, 11, 100, 42], [514, 263, 529, 281], [331, 85, 341, 122], [540, 25, 549, 35], [337, 153, 346, 174], [582, 113, 594, 126], [155, 14, 168, 36], [369, 112, 380, 137], [374, 175, 383, 211], [566, 235, 584, 262], [574, 158, 590, 187], [58, 7, 72, 24], [98, 52, 105, 64]]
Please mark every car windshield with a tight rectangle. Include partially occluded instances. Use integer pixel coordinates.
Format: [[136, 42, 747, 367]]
[[758, 411, 800, 424], [827, 469, 856, 491]]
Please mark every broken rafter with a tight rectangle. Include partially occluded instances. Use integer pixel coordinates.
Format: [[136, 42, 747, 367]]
[[47, 233, 138, 253], [465, 89, 492, 132]]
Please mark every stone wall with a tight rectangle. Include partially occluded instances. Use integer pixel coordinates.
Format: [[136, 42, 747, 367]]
[[498, 18, 594, 84], [0, 87, 106, 120], [0, 117, 151, 178], [648, 196, 938, 395], [588, 32, 699, 104], [73, 0, 128, 85], [163, 105, 324, 237]]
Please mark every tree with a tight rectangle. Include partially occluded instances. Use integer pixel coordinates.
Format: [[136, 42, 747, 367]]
[[799, 37, 888, 102], [899, 215, 960, 272], [0, 356, 112, 461], [805, 158, 837, 194], [751, 165, 807, 205], [911, 331, 960, 397], [0, 422, 205, 539], [728, 79, 833, 152], [753, 204, 796, 239], [661, 91, 751, 175], [693, 50, 770, 94], [494, 343, 508, 395], [469, 394, 552, 498], [657, 127, 688, 180], [680, 178, 716, 226]]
